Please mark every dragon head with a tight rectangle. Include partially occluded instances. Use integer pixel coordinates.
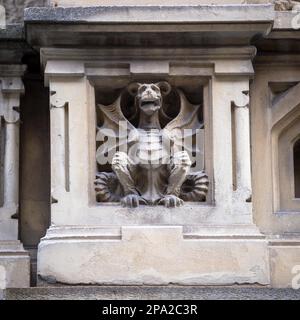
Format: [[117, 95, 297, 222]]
[[128, 82, 171, 116]]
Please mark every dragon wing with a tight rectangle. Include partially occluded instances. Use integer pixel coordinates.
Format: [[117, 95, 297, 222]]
[[96, 95, 138, 165], [163, 90, 204, 166]]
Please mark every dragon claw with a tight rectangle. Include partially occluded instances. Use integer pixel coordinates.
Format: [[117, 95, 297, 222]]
[[158, 195, 184, 208], [121, 194, 146, 208]]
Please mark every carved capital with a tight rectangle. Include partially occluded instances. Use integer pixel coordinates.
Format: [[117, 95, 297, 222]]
[[232, 91, 249, 109], [50, 90, 68, 109], [0, 77, 24, 123], [0, 102, 20, 123]]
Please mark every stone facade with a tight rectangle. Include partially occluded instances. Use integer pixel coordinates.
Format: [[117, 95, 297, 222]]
[[0, 1, 300, 296]]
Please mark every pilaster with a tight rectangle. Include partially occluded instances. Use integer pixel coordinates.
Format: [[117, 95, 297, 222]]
[[0, 65, 30, 289]]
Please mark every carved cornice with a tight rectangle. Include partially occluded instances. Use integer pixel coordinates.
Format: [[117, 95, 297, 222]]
[[25, 5, 274, 48], [41, 47, 257, 66], [25, 4, 275, 23]]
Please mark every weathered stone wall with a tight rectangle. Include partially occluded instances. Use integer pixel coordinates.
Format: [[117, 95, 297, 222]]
[[0, 0, 49, 23]]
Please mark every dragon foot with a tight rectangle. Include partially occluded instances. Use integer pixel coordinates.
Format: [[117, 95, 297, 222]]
[[121, 194, 147, 208], [158, 195, 184, 208]]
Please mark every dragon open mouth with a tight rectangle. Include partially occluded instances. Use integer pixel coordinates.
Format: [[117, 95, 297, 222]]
[[140, 99, 160, 109]]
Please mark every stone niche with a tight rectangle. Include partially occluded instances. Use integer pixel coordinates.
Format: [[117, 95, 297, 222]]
[[29, 4, 274, 286]]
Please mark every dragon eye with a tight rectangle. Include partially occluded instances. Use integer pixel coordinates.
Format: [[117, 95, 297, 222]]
[[151, 85, 159, 92]]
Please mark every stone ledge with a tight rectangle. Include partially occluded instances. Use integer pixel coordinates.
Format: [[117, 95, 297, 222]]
[[25, 5, 274, 47], [42, 225, 264, 240], [24, 5, 275, 24], [4, 286, 300, 300], [50, 0, 272, 7]]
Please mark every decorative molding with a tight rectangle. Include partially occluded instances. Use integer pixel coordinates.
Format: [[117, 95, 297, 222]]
[[42, 47, 256, 85], [41, 47, 257, 68]]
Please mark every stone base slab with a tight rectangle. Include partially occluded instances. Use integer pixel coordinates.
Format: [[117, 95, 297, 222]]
[[0, 241, 30, 288], [37, 226, 270, 286], [4, 286, 300, 300]]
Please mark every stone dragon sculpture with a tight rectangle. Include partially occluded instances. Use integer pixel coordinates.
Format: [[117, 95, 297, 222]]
[[95, 82, 208, 208]]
